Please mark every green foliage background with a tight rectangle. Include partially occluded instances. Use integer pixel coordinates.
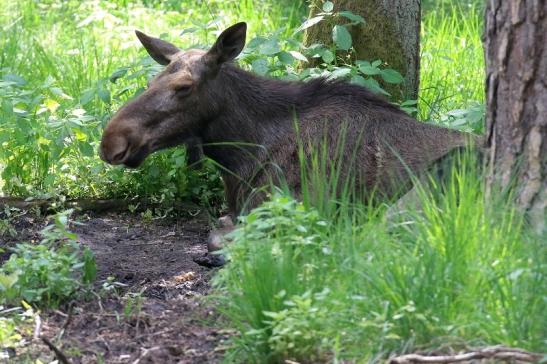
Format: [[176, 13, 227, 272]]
[[0, 0, 484, 204]]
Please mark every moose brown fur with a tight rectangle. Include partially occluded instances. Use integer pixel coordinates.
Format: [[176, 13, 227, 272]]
[[100, 22, 474, 216]]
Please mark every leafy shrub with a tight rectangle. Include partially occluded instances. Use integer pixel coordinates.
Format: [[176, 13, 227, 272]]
[[0, 210, 96, 307]]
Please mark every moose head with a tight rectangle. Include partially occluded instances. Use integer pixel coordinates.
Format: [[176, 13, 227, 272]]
[[100, 22, 247, 168]]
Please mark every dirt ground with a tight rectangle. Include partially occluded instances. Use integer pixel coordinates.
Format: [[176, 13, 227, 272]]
[[1, 210, 230, 364]]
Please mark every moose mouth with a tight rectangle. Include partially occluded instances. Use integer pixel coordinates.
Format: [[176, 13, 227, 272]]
[[122, 145, 150, 168]]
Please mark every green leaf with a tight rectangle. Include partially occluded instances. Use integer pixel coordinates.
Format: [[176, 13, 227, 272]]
[[278, 51, 294, 65], [350, 74, 367, 87], [82, 248, 96, 284], [338, 11, 365, 24], [400, 99, 418, 106], [251, 59, 269, 75], [329, 67, 352, 79], [79, 142, 94, 157], [109, 68, 129, 83], [381, 69, 404, 84], [289, 51, 308, 62], [294, 16, 324, 34], [97, 88, 111, 104], [362, 78, 390, 96], [259, 38, 280, 56], [321, 49, 334, 64], [180, 27, 197, 36], [322, 1, 334, 12], [246, 36, 267, 50], [3, 74, 27, 86], [356, 61, 380, 75], [332, 25, 352, 50]]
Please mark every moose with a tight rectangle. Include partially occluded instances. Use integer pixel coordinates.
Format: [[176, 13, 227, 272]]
[[100, 22, 477, 264]]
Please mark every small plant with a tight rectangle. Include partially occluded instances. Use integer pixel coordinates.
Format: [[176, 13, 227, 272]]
[[263, 290, 332, 362], [0, 210, 96, 307], [123, 291, 144, 322], [0, 207, 23, 238]]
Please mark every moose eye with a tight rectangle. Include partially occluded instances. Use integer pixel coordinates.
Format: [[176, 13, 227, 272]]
[[174, 84, 192, 96]]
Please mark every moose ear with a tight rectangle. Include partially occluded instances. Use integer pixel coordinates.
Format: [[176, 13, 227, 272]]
[[135, 30, 180, 66], [207, 22, 247, 65]]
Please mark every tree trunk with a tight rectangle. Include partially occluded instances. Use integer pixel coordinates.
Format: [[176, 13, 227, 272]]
[[303, 0, 421, 100], [484, 0, 546, 234]]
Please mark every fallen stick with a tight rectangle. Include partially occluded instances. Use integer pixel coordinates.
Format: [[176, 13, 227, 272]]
[[56, 302, 74, 342], [32, 314, 41, 341], [0, 197, 201, 213], [0, 197, 133, 212], [389, 345, 542, 364], [40, 335, 71, 364]]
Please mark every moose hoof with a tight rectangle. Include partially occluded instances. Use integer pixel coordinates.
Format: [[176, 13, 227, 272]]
[[207, 215, 235, 252], [193, 253, 226, 268], [195, 215, 235, 268]]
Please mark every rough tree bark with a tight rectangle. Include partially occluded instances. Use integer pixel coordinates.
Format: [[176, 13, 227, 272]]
[[484, 0, 546, 234], [303, 0, 421, 100]]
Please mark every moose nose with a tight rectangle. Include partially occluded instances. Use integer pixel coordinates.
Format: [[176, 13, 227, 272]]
[[100, 136, 130, 165]]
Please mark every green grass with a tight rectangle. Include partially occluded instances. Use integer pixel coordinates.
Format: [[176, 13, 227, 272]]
[[213, 151, 545, 363], [420, 2, 485, 130]]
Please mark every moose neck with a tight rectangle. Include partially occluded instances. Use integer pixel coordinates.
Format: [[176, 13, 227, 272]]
[[199, 65, 298, 172]]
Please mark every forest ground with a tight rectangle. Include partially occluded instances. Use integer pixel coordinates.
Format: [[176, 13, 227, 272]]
[[3, 211, 225, 364]]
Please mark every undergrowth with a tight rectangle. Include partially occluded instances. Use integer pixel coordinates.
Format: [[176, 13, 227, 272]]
[[0, 210, 96, 308], [213, 152, 545, 363]]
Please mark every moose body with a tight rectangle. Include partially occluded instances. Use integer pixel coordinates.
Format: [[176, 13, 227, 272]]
[[100, 22, 473, 217]]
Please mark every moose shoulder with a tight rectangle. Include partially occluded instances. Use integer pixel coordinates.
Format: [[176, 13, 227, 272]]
[[100, 22, 476, 216]]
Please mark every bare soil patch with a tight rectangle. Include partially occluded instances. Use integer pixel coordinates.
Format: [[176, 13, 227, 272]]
[[2, 210, 229, 364]]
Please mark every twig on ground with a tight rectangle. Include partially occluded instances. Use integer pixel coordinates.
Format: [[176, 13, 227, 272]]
[[389, 345, 542, 364], [33, 313, 42, 341], [40, 335, 71, 364], [132, 346, 162, 364], [53, 309, 68, 318], [90, 291, 104, 313], [56, 302, 74, 341], [134, 328, 176, 341], [0, 197, 199, 213]]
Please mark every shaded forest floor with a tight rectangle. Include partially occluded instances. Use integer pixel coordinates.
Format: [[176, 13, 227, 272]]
[[2, 211, 229, 363]]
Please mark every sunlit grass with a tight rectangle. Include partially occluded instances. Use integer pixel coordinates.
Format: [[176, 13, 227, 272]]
[[214, 150, 545, 363], [419, 3, 485, 122]]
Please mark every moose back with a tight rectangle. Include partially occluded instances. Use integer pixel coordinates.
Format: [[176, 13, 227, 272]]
[[100, 22, 473, 215]]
